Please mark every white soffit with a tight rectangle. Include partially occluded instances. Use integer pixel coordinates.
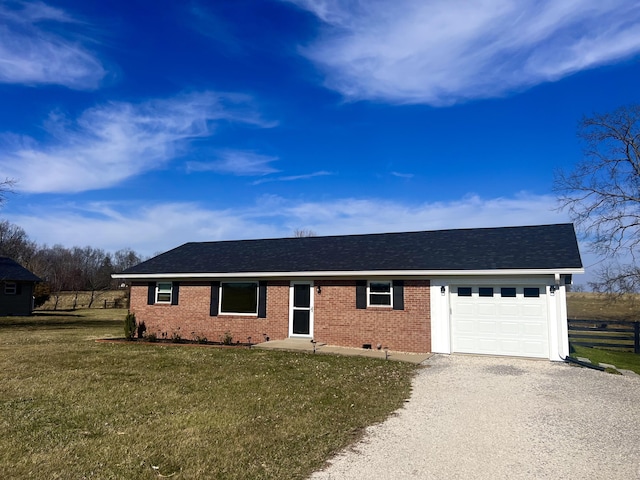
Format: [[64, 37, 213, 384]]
[[113, 268, 584, 280]]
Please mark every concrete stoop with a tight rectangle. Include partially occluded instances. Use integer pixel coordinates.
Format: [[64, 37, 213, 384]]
[[254, 338, 432, 364]]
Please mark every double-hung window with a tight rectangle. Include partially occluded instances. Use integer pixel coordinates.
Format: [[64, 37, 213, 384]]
[[368, 281, 392, 307], [220, 282, 258, 315], [156, 282, 173, 303], [4, 282, 17, 295]]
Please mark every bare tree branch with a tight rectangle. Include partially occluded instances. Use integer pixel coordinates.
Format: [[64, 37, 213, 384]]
[[554, 104, 640, 292], [0, 178, 16, 207], [293, 228, 317, 238]]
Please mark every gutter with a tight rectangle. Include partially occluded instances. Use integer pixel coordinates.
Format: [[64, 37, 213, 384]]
[[112, 268, 584, 280]]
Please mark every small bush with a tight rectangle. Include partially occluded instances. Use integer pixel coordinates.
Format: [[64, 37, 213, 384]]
[[124, 313, 136, 340], [222, 331, 233, 345], [146, 332, 157, 342], [171, 332, 182, 343], [137, 321, 146, 339], [33, 283, 51, 309]]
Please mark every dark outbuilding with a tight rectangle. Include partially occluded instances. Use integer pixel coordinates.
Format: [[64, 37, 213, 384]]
[[0, 257, 41, 316]]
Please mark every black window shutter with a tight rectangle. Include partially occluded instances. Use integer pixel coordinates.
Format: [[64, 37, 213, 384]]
[[210, 281, 220, 316], [258, 281, 267, 318], [356, 280, 367, 309], [393, 280, 404, 310], [16, 283, 22, 295], [171, 282, 180, 305], [147, 282, 155, 305]]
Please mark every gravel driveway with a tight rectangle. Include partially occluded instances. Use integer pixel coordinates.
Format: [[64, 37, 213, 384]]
[[311, 354, 640, 479]]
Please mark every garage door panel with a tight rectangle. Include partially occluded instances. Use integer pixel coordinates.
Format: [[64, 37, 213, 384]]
[[477, 320, 498, 334], [478, 304, 497, 316], [477, 338, 499, 351], [456, 303, 475, 315], [455, 319, 476, 333], [498, 304, 518, 315], [451, 285, 549, 358], [522, 304, 545, 317], [522, 341, 546, 355], [522, 324, 546, 337], [455, 337, 477, 351], [499, 340, 521, 354], [499, 321, 519, 334]]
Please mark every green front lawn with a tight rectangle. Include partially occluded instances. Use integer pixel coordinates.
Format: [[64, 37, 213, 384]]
[[0, 310, 417, 479], [571, 344, 640, 374]]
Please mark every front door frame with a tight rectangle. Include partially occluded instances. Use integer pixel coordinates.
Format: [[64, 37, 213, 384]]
[[289, 281, 314, 338]]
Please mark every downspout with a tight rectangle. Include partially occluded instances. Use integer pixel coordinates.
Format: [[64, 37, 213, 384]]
[[556, 275, 605, 371], [563, 355, 605, 371]]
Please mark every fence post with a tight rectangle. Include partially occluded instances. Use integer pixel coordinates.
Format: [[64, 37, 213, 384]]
[[104, 299, 107, 309], [635, 322, 639, 354]]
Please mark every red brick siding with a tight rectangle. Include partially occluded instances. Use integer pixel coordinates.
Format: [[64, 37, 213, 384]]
[[313, 280, 430, 353], [130, 281, 289, 344], [129, 279, 431, 353]]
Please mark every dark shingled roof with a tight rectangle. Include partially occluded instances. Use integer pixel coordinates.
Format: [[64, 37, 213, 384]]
[[123, 224, 583, 276], [0, 257, 41, 281]]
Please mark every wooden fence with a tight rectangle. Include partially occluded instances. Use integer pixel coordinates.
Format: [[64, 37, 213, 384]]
[[568, 319, 640, 353], [102, 298, 128, 309]]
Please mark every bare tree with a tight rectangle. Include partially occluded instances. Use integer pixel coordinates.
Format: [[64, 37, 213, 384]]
[[75, 247, 112, 308], [32, 245, 72, 310], [293, 228, 317, 238], [0, 178, 16, 207], [113, 248, 142, 272], [554, 104, 640, 292], [0, 220, 37, 265]]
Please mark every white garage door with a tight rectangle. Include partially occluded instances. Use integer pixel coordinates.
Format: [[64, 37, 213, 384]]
[[451, 285, 549, 358]]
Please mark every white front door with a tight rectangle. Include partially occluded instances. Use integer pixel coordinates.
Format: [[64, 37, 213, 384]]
[[289, 282, 314, 337]]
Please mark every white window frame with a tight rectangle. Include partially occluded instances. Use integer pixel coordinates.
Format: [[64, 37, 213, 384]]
[[367, 280, 393, 307], [156, 282, 173, 304], [4, 282, 17, 295], [219, 281, 259, 316]]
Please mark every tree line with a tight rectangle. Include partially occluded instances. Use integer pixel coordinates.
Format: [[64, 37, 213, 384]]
[[0, 220, 143, 308]]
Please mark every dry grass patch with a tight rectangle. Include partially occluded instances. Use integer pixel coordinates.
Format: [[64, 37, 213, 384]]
[[0, 309, 416, 479], [567, 292, 640, 320]]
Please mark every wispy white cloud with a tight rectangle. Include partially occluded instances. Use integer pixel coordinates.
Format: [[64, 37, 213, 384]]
[[187, 151, 280, 176], [390, 171, 414, 179], [0, 91, 273, 193], [274, 192, 567, 235], [8, 201, 285, 256], [251, 170, 332, 185], [285, 0, 640, 105], [0, 1, 106, 89], [188, 3, 245, 55], [7, 191, 567, 253]]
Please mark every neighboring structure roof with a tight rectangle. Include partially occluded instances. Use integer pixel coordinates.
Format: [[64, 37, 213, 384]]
[[119, 224, 583, 277], [0, 257, 41, 282]]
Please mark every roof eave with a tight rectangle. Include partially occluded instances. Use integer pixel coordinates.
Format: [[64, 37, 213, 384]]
[[113, 267, 585, 280]]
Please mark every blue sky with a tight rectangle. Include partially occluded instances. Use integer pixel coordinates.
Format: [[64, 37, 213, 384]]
[[1, 0, 640, 284]]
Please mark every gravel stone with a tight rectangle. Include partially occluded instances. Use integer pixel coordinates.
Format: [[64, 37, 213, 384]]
[[310, 354, 640, 480]]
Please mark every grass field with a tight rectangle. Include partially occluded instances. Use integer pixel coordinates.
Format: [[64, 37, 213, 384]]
[[0, 309, 417, 479], [571, 345, 640, 374], [566, 292, 640, 320], [567, 293, 640, 373]]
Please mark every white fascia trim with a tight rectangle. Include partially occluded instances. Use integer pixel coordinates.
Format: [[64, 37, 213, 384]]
[[112, 268, 584, 280]]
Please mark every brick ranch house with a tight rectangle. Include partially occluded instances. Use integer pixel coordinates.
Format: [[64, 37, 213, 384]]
[[0, 256, 41, 316], [114, 224, 583, 361]]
